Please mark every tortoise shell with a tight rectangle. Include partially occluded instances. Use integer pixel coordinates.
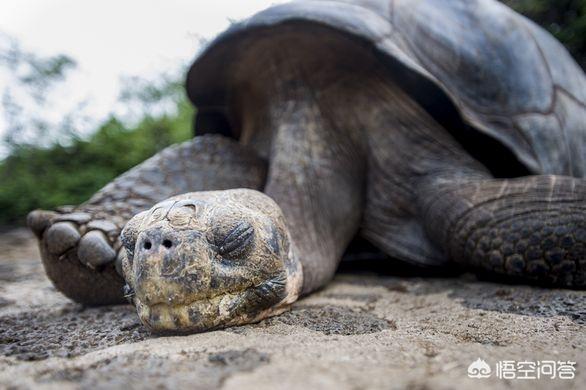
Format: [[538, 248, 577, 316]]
[[186, 0, 586, 177]]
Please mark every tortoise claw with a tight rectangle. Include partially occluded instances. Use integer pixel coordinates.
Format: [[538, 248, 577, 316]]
[[77, 230, 117, 269], [27, 210, 58, 238], [31, 210, 126, 305], [45, 222, 81, 255]]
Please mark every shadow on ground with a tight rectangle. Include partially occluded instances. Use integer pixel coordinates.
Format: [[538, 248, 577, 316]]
[[338, 256, 586, 324]]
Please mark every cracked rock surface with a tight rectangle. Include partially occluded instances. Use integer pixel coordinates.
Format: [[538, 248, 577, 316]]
[[0, 229, 584, 389]]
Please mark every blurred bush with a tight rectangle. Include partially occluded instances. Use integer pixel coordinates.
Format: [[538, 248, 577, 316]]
[[0, 30, 194, 225], [0, 90, 193, 224]]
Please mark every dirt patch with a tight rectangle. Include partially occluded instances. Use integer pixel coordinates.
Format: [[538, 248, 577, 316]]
[[451, 285, 586, 324], [0, 304, 149, 360], [271, 305, 392, 335], [208, 348, 270, 369], [339, 273, 586, 324], [36, 348, 270, 389]]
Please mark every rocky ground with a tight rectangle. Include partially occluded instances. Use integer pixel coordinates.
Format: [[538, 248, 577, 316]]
[[0, 228, 584, 389]]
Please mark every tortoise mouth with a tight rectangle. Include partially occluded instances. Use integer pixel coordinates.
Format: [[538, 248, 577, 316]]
[[135, 288, 253, 333], [133, 275, 295, 334]]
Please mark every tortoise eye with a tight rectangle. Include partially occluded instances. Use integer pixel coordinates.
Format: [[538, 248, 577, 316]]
[[218, 221, 255, 258]]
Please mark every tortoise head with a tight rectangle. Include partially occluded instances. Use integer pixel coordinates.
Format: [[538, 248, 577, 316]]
[[120, 189, 302, 334]]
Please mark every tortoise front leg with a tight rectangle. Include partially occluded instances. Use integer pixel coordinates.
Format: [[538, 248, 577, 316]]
[[27, 135, 267, 305], [419, 174, 586, 287]]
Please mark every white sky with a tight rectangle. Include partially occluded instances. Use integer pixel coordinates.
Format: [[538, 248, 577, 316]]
[[0, 0, 283, 142]]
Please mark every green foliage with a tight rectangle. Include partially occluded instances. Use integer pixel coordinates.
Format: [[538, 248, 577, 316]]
[[504, 0, 586, 68], [0, 100, 193, 224], [0, 31, 194, 225]]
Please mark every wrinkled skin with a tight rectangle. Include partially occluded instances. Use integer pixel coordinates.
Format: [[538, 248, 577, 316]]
[[120, 190, 302, 333]]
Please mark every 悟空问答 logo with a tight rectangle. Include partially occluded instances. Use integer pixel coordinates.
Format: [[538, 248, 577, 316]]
[[468, 358, 492, 378]]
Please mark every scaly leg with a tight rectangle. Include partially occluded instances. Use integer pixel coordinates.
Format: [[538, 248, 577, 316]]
[[28, 135, 267, 305], [420, 174, 586, 287]]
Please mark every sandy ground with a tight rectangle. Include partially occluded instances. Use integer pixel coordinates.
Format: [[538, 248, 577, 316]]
[[0, 228, 584, 389]]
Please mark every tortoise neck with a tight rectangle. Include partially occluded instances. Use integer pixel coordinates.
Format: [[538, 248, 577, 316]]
[[261, 73, 366, 294]]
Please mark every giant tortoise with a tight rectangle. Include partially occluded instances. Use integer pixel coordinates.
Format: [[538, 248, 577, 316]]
[[28, 0, 586, 333]]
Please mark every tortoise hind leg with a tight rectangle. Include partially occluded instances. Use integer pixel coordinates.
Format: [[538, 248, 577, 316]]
[[27, 135, 267, 305], [419, 175, 586, 288]]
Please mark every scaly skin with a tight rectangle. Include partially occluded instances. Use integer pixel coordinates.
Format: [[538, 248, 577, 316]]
[[28, 136, 267, 305], [420, 175, 586, 287]]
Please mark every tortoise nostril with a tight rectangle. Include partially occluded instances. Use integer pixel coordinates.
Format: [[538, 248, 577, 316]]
[[162, 239, 173, 249], [144, 240, 152, 250]]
